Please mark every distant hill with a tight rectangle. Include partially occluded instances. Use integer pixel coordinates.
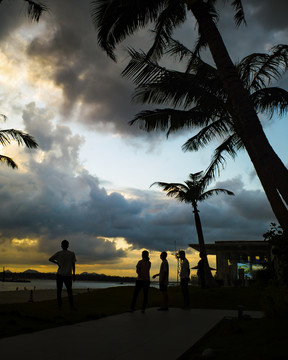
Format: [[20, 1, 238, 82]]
[[0, 270, 135, 283]]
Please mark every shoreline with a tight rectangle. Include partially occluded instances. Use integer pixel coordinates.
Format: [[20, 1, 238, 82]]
[[0, 288, 90, 304]]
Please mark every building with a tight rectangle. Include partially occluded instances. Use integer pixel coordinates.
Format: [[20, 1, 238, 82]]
[[189, 240, 271, 285]]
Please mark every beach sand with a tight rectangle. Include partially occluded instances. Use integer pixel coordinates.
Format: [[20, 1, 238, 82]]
[[0, 289, 89, 304]]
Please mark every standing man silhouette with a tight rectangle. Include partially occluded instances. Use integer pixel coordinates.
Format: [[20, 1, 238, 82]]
[[130, 250, 151, 313], [179, 250, 190, 309], [49, 240, 76, 310], [153, 251, 169, 311]]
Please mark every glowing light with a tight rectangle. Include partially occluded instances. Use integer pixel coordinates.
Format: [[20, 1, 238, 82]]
[[12, 238, 38, 247], [100, 237, 132, 250]]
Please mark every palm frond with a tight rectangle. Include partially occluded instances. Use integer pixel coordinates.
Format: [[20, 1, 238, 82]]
[[151, 181, 189, 202], [123, 48, 224, 110], [230, 0, 246, 26], [182, 118, 233, 152], [251, 87, 288, 118], [91, 0, 164, 61], [165, 37, 195, 62], [0, 155, 18, 169], [202, 134, 243, 185], [152, 171, 233, 208], [129, 108, 210, 134], [0, 129, 38, 149], [24, 0, 48, 22], [122, 49, 165, 85], [147, 0, 186, 60], [199, 188, 234, 202], [239, 45, 288, 91], [187, 34, 209, 72], [165, 36, 217, 75]]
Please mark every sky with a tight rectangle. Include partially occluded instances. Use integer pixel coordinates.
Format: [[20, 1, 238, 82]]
[[0, 0, 287, 280]]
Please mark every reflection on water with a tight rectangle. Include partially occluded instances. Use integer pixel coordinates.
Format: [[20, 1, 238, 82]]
[[0, 279, 135, 292]]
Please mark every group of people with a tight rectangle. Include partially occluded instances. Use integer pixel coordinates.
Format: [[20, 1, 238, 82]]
[[49, 240, 198, 312], [130, 249, 191, 312]]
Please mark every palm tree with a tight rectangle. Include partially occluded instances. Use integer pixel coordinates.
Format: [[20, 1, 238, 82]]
[[124, 42, 288, 228], [91, 0, 288, 230], [151, 172, 234, 287], [0, 117, 38, 169]]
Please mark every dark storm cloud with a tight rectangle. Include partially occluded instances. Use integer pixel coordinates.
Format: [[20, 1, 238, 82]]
[[0, 0, 28, 40], [246, 0, 288, 32], [0, 1, 282, 267], [24, 0, 145, 136], [2, 0, 286, 139], [216, 0, 288, 61], [0, 104, 275, 264]]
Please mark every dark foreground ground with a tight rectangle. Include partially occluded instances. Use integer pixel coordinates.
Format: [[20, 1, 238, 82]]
[[0, 285, 287, 359]]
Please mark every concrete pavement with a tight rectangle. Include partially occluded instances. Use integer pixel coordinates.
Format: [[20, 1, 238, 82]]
[[0, 307, 264, 360]]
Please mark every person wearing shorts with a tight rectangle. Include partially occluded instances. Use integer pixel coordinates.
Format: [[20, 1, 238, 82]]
[[49, 239, 76, 310]]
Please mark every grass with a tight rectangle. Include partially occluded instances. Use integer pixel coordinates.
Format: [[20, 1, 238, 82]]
[[0, 284, 287, 359], [179, 315, 288, 360]]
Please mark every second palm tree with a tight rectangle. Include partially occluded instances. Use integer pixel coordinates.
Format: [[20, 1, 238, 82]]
[[152, 172, 234, 288]]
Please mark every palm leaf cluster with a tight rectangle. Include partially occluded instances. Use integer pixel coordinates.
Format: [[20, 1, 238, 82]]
[[0, 128, 38, 169], [126, 42, 288, 184], [91, 0, 245, 61], [23, 0, 48, 22], [152, 171, 234, 207]]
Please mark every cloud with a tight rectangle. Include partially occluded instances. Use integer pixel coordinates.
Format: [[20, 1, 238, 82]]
[[0, 1, 283, 273], [23, 0, 146, 137], [0, 103, 276, 270]]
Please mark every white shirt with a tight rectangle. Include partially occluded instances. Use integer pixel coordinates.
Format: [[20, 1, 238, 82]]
[[49, 250, 76, 276]]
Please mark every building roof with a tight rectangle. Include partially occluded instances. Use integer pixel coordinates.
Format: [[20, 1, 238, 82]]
[[189, 240, 270, 255]]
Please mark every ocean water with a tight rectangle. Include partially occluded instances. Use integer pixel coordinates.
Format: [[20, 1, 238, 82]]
[[0, 279, 135, 292]]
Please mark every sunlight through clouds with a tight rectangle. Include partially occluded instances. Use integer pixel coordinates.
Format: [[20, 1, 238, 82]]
[[101, 237, 132, 251], [12, 238, 38, 247], [0, 0, 286, 277]]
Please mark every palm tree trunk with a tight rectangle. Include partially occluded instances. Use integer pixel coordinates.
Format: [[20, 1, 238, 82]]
[[189, 0, 288, 230], [192, 203, 217, 287]]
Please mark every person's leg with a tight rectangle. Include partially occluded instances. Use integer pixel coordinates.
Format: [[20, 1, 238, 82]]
[[131, 280, 142, 311], [142, 281, 150, 311], [200, 274, 206, 289], [181, 278, 190, 308], [56, 274, 63, 309], [63, 276, 74, 308], [158, 284, 168, 310], [162, 289, 168, 309]]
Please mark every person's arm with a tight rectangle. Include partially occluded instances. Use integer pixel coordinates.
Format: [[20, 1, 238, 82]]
[[49, 254, 60, 267], [136, 261, 140, 276], [152, 273, 159, 279]]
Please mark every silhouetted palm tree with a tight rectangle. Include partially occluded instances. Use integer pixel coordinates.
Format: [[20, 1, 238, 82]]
[[125, 43, 288, 227], [151, 172, 234, 287], [92, 0, 288, 230], [0, 117, 38, 169]]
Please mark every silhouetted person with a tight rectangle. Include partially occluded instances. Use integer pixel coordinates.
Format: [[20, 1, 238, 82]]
[[153, 251, 169, 311], [197, 252, 206, 288], [179, 250, 190, 309], [130, 250, 151, 313], [49, 239, 76, 310]]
